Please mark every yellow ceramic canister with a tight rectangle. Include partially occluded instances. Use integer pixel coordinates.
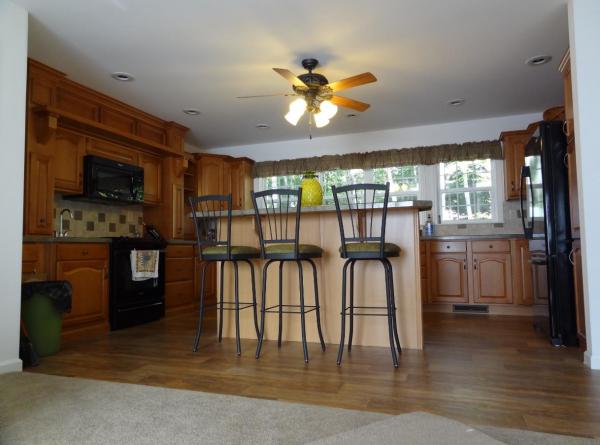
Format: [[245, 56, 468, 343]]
[[300, 172, 323, 206]]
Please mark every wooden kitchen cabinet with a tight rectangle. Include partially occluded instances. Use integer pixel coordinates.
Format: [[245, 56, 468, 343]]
[[229, 158, 254, 210], [197, 155, 225, 197], [22, 243, 48, 282], [571, 240, 586, 345], [165, 244, 199, 313], [172, 183, 184, 239], [501, 130, 532, 200], [429, 253, 469, 303], [25, 152, 55, 235], [472, 253, 513, 304], [511, 239, 534, 305], [56, 243, 109, 334], [54, 129, 85, 193], [567, 141, 580, 237], [140, 152, 162, 204], [86, 138, 139, 165]]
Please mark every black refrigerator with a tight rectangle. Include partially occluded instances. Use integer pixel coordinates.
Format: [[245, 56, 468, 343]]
[[520, 120, 578, 346]]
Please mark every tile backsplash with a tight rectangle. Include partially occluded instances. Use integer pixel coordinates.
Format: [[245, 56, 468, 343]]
[[423, 200, 524, 236], [54, 194, 143, 237]]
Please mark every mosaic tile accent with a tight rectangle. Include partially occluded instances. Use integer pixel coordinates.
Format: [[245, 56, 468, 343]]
[[54, 195, 143, 237]]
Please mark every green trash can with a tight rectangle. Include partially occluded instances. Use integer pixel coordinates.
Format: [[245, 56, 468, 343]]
[[21, 281, 72, 357]]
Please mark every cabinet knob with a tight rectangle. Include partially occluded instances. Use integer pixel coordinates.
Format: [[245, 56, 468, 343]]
[[82, 250, 89, 255], [446, 245, 450, 249], [39, 218, 45, 223], [511, 180, 515, 190], [489, 244, 493, 249]]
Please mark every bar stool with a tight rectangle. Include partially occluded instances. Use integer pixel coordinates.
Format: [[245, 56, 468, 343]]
[[252, 188, 326, 363], [189, 194, 260, 356], [331, 183, 402, 368]]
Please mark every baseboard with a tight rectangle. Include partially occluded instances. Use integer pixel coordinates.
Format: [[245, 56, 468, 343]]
[[583, 350, 600, 370], [423, 303, 536, 317], [0, 358, 22, 374]]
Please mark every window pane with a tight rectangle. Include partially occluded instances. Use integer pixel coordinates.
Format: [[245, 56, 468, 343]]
[[264, 174, 302, 190], [321, 169, 365, 204], [440, 190, 492, 221], [373, 166, 419, 192], [439, 159, 492, 190]]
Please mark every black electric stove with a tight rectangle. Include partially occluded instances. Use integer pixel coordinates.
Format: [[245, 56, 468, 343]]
[[109, 237, 167, 330]]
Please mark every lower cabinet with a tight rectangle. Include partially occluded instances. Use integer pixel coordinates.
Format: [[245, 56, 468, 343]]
[[571, 240, 586, 345], [424, 238, 529, 306], [55, 244, 109, 334]]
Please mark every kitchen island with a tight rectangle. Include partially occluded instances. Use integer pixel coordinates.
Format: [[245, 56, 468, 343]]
[[202, 201, 432, 350]]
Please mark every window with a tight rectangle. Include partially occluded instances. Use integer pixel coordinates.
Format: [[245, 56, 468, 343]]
[[320, 169, 365, 204], [438, 159, 495, 222], [263, 174, 302, 190], [373, 166, 419, 202]]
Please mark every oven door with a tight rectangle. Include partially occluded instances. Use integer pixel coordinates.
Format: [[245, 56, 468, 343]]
[[111, 248, 165, 308]]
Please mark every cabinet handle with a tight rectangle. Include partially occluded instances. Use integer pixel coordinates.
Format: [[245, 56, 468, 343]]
[[489, 244, 493, 249], [39, 218, 45, 223], [511, 180, 515, 191], [473, 259, 478, 270], [82, 250, 89, 255], [563, 121, 569, 136], [463, 260, 467, 270], [446, 245, 450, 249], [564, 153, 569, 168], [569, 249, 575, 266]]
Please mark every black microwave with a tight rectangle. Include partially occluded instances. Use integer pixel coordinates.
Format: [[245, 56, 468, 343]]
[[69, 155, 144, 204]]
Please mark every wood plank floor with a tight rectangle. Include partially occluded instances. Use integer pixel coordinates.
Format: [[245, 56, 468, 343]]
[[29, 311, 600, 438]]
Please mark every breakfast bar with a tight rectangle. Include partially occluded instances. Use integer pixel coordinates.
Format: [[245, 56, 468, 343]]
[[211, 201, 432, 350]]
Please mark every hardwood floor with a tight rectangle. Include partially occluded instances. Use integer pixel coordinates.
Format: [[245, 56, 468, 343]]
[[29, 311, 600, 438]]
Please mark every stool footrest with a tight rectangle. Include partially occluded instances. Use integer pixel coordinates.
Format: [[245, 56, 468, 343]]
[[264, 304, 319, 315], [342, 305, 396, 317], [206, 301, 256, 311]]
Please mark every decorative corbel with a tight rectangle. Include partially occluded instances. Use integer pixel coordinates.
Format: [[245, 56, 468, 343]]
[[33, 106, 59, 144]]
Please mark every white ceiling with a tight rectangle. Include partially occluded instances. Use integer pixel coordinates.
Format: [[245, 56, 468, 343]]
[[15, 0, 569, 150]]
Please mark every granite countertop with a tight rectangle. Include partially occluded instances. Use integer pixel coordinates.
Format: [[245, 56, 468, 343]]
[[189, 200, 433, 218], [165, 239, 196, 245], [23, 235, 113, 243], [420, 233, 525, 241]]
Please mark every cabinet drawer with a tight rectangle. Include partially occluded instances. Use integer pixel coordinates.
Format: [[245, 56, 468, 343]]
[[165, 280, 194, 309], [57, 243, 108, 260], [165, 258, 194, 283], [430, 241, 467, 253], [166, 244, 194, 258], [472, 240, 511, 253], [23, 243, 44, 262]]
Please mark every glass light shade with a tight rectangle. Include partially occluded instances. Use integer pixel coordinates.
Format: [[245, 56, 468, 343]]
[[313, 111, 330, 128], [320, 100, 338, 119], [284, 98, 307, 126]]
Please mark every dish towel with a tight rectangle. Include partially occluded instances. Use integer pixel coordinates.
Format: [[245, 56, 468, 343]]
[[130, 249, 159, 281]]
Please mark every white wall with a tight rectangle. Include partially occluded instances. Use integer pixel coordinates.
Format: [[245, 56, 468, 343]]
[[203, 112, 541, 161], [0, 1, 27, 374], [568, 0, 600, 370]]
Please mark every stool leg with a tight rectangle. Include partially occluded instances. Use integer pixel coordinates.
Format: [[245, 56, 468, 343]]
[[296, 260, 309, 363], [348, 259, 357, 352], [218, 261, 225, 343], [277, 260, 284, 348], [385, 259, 402, 354], [381, 259, 399, 368], [256, 259, 275, 359], [244, 259, 260, 339], [233, 261, 241, 356], [337, 259, 352, 366], [192, 261, 209, 352], [307, 259, 326, 352]]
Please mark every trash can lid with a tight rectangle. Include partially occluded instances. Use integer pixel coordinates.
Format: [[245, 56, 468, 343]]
[[22, 281, 72, 313]]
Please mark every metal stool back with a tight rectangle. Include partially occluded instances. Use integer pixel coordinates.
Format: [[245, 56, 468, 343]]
[[331, 183, 402, 367], [189, 194, 232, 260]]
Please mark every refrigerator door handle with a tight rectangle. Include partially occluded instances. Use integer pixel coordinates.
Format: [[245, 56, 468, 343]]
[[520, 166, 533, 239]]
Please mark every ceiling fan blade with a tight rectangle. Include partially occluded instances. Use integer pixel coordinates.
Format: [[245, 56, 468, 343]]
[[236, 93, 297, 99], [273, 68, 307, 87], [330, 95, 370, 112], [326, 72, 377, 92]]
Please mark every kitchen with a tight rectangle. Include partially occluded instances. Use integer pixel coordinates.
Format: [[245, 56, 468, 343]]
[[5, 0, 600, 441]]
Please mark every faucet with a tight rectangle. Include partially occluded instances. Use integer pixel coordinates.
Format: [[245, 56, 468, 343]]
[[58, 208, 73, 237]]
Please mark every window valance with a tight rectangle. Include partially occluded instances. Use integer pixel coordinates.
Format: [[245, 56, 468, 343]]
[[252, 140, 502, 178]]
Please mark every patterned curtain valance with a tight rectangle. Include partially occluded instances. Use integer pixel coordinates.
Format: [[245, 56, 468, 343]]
[[252, 140, 502, 178]]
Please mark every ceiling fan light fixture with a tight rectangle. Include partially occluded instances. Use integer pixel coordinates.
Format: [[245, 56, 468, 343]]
[[314, 111, 330, 128], [320, 100, 338, 120], [284, 98, 307, 126]]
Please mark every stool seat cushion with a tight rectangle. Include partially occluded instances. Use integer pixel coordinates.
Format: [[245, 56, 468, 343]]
[[265, 243, 323, 259], [340, 242, 401, 258], [201, 245, 260, 260]]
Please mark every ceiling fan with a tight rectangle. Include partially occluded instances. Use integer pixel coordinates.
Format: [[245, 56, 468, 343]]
[[237, 58, 377, 128]]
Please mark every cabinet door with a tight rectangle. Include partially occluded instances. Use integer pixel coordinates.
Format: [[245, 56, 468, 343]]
[[571, 240, 586, 343], [22, 243, 48, 282], [512, 239, 533, 305], [222, 160, 232, 208], [26, 152, 54, 235], [195, 259, 216, 305], [198, 157, 223, 196], [140, 153, 162, 204], [502, 131, 530, 200], [54, 129, 85, 193], [429, 253, 468, 303], [172, 183, 184, 239], [87, 138, 139, 165], [472, 253, 513, 304], [229, 161, 242, 210], [57, 259, 109, 329], [562, 58, 574, 141], [567, 141, 580, 237]]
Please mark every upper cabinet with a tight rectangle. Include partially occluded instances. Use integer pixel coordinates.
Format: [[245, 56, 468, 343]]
[[500, 129, 532, 200], [54, 129, 85, 193], [25, 152, 54, 235], [560, 50, 574, 142], [140, 153, 163, 205]]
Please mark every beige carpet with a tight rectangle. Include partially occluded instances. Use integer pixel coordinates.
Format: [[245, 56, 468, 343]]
[[0, 372, 597, 445]]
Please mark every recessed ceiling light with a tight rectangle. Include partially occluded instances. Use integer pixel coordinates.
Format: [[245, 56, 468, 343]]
[[111, 72, 135, 82], [182, 108, 201, 116], [256, 124, 270, 129], [525, 55, 552, 66], [346, 113, 357, 118], [448, 98, 466, 107]]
